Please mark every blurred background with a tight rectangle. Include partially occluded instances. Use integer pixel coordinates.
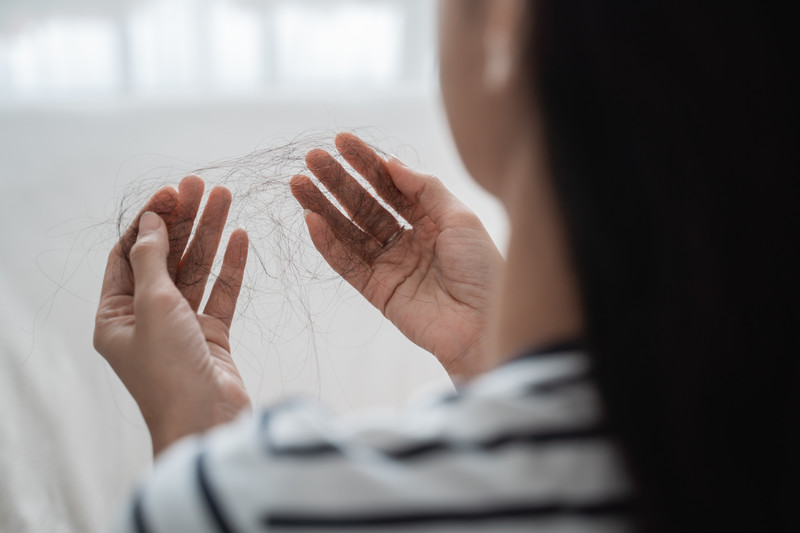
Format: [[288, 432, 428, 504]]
[[0, 1, 507, 532], [0, 0, 437, 99]]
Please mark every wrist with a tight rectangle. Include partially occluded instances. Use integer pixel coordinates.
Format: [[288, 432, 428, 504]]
[[144, 394, 251, 457], [440, 337, 493, 380]]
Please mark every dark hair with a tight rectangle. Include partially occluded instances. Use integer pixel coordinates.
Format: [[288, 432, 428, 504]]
[[532, 2, 797, 531]]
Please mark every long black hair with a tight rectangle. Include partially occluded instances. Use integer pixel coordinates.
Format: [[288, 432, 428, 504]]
[[533, 2, 797, 531]]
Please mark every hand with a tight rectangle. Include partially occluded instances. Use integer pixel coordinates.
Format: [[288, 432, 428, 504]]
[[94, 176, 250, 456], [291, 133, 504, 378]]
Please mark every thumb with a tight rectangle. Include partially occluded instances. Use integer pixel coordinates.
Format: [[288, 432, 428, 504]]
[[130, 212, 171, 292], [386, 157, 469, 227]]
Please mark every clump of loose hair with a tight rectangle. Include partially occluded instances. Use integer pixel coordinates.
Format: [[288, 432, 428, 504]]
[[109, 130, 410, 396]]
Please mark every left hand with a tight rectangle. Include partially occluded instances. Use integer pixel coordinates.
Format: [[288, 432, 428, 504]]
[[94, 176, 250, 456]]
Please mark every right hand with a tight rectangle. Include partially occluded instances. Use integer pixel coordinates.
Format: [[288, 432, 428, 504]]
[[291, 133, 504, 378]]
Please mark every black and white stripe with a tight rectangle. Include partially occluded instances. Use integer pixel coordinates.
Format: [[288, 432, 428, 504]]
[[117, 345, 632, 533], [196, 449, 238, 533], [261, 419, 606, 461], [263, 499, 632, 529]]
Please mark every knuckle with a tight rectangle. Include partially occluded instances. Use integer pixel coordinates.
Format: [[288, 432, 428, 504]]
[[450, 210, 482, 228], [129, 240, 159, 263], [418, 173, 441, 188], [144, 286, 180, 309], [92, 323, 117, 361], [92, 330, 105, 355], [93, 312, 111, 354], [417, 175, 442, 199]]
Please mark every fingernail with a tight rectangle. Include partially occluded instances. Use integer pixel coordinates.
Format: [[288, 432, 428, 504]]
[[138, 212, 161, 236], [303, 208, 313, 218], [388, 155, 407, 167]]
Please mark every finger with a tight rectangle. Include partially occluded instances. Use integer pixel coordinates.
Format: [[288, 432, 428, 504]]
[[303, 211, 374, 293], [335, 132, 418, 223], [290, 174, 383, 265], [167, 176, 205, 279], [305, 148, 402, 245], [129, 212, 173, 295], [102, 187, 179, 299], [385, 156, 471, 228], [119, 187, 179, 259], [176, 186, 233, 310], [204, 229, 249, 329]]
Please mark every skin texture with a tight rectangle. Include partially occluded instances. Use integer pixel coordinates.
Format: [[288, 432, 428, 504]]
[[291, 133, 504, 378], [94, 176, 250, 456]]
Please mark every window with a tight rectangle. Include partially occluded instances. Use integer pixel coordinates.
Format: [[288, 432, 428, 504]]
[[0, 0, 437, 101]]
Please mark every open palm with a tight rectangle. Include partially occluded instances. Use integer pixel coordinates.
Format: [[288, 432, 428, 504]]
[[291, 133, 504, 377]]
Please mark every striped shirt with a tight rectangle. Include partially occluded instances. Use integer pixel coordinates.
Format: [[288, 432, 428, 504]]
[[115, 344, 633, 533]]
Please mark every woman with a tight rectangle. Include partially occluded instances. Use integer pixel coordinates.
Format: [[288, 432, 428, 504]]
[[94, 1, 796, 531]]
